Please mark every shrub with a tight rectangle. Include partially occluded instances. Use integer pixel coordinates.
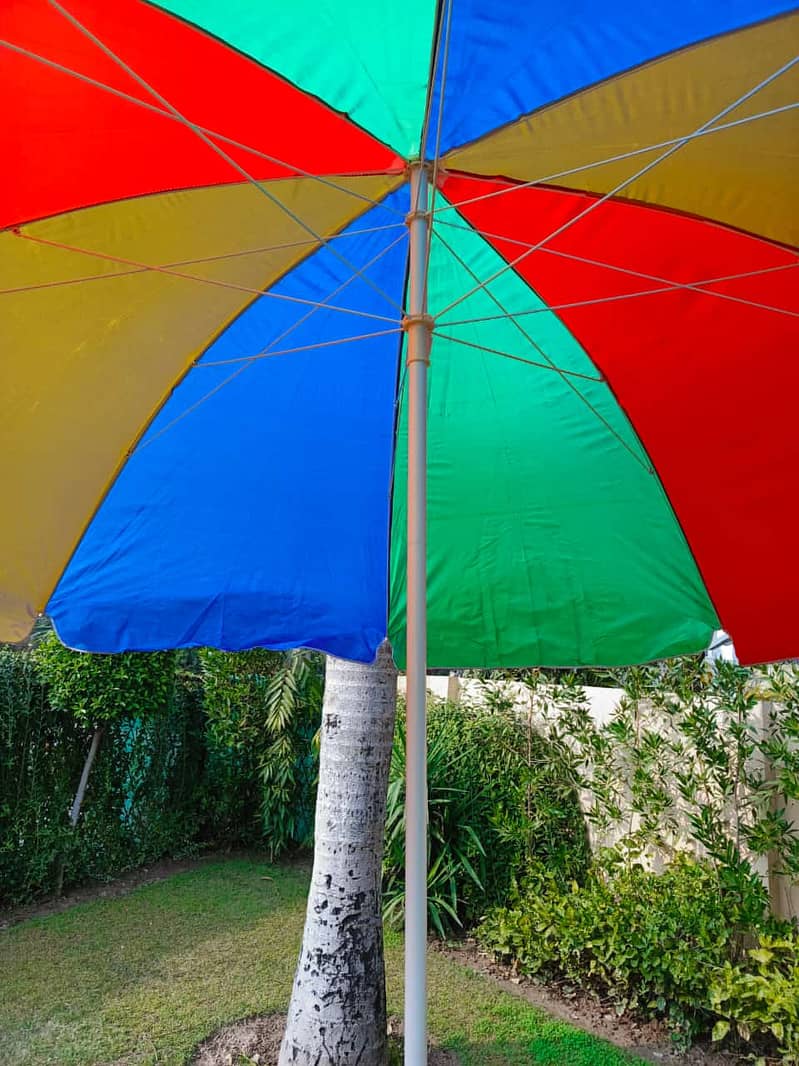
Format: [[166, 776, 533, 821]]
[[0, 646, 82, 902], [35, 633, 176, 727], [710, 933, 799, 1063], [481, 857, 799, 1048], [199, 648, 323, 856], [0, 643, 204, 903], [478, 856, 778, 1045], [382, 698, 589, 936]]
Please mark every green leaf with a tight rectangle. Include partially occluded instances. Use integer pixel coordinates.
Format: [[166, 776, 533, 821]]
[[711, 1020, 730, 1043]]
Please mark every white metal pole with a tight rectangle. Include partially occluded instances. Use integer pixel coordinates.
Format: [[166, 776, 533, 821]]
[[404, 161, 431, 1066]]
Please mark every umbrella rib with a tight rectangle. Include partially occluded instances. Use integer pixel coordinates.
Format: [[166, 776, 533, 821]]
[[45, 0, 406, 315], [436, 252, 799, 324], [430, 230, 652, 474], [418, 0, 448, 160], [442, 284, 799, 323], [10, 230, 403, 325], [438, 216, 799, 263], [435, 332, 652, 474], [138, 231, 408, 451], [432, 228, 564, 370], [194, 230, 409, 372], [197, 328, 403, 367], [425, 0, 455, 284], [1, 223, 407, 296], [430, 102, 799, 215], [0, 39, 408, 220], [435, 54, 799, 319], [190, 231, 407, 370], [432, 332, 602, 383]]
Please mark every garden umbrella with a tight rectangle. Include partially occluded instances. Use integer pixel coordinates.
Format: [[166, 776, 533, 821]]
[[2, 0, 798, 1059]]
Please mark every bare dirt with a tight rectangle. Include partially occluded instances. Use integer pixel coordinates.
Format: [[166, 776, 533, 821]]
[[431, 939, 747, 1066], [189, 1013, 460, 1065]]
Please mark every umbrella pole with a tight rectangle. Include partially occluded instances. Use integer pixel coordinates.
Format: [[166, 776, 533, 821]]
[[405, 160, 432, 1066]]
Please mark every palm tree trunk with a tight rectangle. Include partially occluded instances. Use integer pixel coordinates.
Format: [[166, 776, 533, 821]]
[[279, 642, 397, 1066]]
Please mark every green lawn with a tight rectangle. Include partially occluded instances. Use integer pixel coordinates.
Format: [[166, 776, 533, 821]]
[[0, 858, 646, 1066]]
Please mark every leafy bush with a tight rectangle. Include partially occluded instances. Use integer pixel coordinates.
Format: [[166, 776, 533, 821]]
[[383, 698, 589, 936], [474, 660, 799, 1056], [35, 632, 176, 726], [479, 856, 775, 1045], [0, 646, 83, 902], [199, 648, 323, 856], [0, 643, 204, 903], [515, 660, 799, 905], [710, 933, 799, 1063], [0, 639, 323, 904]]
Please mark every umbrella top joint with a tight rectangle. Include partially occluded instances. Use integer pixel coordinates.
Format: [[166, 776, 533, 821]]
[[404, 161, 433, 367], [404, 158, 434, 225]]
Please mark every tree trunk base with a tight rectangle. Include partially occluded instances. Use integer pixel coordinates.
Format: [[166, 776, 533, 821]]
[[189, 1012, 461, 1066], [279, 646, 398, 1066]]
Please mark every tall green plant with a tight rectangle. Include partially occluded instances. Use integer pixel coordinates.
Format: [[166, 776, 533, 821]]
[[382, 698, 589, 936], [477, 659, 799, 1056], [200, 648, 323, 856], [35, 634, 175, 727], [511, 661, 799, 922], [0, 645, 81, 901]]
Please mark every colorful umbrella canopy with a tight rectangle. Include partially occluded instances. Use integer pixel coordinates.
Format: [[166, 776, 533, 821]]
[[2, 0, 798, 669]]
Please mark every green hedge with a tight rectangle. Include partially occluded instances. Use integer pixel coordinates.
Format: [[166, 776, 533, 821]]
[[0, 647, 206, 903], [479, 857, 799, 1059], [0, 644, 321, 906]]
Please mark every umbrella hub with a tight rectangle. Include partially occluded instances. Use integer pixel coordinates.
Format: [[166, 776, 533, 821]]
[[401, 312, 435, 328]]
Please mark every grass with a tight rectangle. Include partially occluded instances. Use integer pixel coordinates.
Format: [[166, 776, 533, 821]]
[[0, 858, 646, 1066]]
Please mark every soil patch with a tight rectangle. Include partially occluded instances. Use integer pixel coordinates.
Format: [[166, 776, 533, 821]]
[[432, 939, 744, 1066], [190, 1013, 460, 1065]]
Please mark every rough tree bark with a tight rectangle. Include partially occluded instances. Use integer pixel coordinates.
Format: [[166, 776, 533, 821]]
[[279, 642, 398, 1066]]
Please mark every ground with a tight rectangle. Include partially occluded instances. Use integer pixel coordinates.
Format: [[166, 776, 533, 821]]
[[0, 856, 672, 1066]]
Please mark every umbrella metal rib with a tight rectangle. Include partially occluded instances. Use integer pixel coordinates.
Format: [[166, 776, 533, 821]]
[[12, 231, 402, 324], [429, 101, 799, 216], [46, 0, 406, 316], [435, 254, 799, 323], [424, 0, 455, 280], [435, 53, 799, 319], [1, 224, 407, 297], [437, 219, 799, 275], [432, 332, 604, 383], [430, 229, 653, 474], [137, 230, 407, 452], [0, 40, 408, 223], [196, 328, 403, 367]]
